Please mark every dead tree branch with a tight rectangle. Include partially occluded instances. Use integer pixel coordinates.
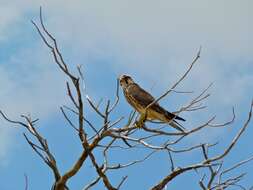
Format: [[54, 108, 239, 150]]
[[0, 7, 252, 190]]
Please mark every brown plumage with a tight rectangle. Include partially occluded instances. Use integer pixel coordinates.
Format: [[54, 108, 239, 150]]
[[119, 74, 185, 132]]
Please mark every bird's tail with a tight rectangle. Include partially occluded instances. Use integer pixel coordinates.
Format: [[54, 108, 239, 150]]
[[168, 120, 185, 132], [164, 111, 186, 132]]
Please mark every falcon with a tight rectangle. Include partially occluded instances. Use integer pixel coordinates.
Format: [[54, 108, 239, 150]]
[[119, 74, 185, 132]]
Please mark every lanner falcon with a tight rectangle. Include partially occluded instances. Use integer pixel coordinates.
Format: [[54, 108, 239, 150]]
[[119, 75, 185, 132]]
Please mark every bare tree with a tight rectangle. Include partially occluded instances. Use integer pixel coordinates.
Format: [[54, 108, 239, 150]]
[[1, 8, 252, 190]]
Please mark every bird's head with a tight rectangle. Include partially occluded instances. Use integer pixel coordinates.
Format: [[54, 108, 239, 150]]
[[119, 75, 134, 89]]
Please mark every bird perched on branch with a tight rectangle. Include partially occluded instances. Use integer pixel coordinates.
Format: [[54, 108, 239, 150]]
[[119, 75, 185, 132]]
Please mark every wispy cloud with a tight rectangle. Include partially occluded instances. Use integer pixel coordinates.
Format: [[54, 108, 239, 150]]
[[0, 43, 67, 161]]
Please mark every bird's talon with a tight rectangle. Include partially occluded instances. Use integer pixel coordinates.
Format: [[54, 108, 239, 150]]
[[135, 121, 144, 128]]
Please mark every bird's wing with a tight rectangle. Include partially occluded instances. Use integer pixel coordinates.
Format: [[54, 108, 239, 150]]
[[127, 84, 167, 114], [127, 84, 185, 122], [127, 83, 155, 108]]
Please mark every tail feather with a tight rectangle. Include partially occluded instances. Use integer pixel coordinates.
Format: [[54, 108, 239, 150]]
[[169, 120, 185, 132], [163, 111, 186, 132], [174, 115, 185, 121], [165, 111, 186, 122]]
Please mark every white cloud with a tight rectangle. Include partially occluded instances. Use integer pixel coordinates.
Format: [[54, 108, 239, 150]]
[[34, 0, 253, 104], [0, 43, 68, 162]]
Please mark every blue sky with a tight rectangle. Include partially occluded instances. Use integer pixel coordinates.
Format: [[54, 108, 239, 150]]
[[0, 1, 253, 189]]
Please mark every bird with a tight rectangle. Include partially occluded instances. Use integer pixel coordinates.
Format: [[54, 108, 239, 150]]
[[119, 74, 185, 132]]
